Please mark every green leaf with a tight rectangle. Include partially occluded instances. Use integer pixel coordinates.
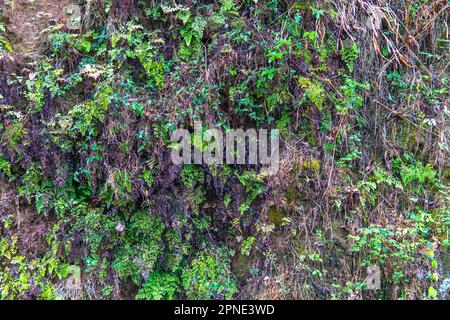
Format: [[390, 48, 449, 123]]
[[176, 11, 191, 24], [431, 259, 437, 269], [80, 39, 92, 53], [428, 286, 437, 299], [432, 273, 439, 282], [192, 16, 207, 40]]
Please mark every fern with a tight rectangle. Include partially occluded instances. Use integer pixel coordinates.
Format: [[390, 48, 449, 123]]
[[342, 42, 359, 72], [220, 0, 236, 13], [161, 4, 189, 14], [69, 84, 112, 136], [180, 16, 206, 46], [136, 272, 179, 300], [192, 16, 207, 40], [176, 10, 191, 24], [298, 76, 326, 111], [135, 42, 165, 89], [0, 21, 12, 52], [181, 248, 238, 300], [0, 37, 12, 52], [0, 155, 11, 177]]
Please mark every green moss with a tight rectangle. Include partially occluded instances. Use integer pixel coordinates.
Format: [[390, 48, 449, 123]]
[[292, 241, 307, 257], [298, 76, 326, 111], [3, 119, 28, 150], [232, 252, 251, 283], [285, 186, 298, 204], [268, 206, 289, 226], [298, 115, 318, 146], [393, 122, 422, 150], [303, 158, 321, 175]]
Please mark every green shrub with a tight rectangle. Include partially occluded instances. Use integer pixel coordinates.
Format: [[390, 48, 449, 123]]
[[113, 211, 165, 284], [136, 272, 180, 300], [180, 165, 205, 189], [181, 248, 238, 300], [342, 42, 359, 72], [298, 76, 326, 111], [0, 155, 11, 178]]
